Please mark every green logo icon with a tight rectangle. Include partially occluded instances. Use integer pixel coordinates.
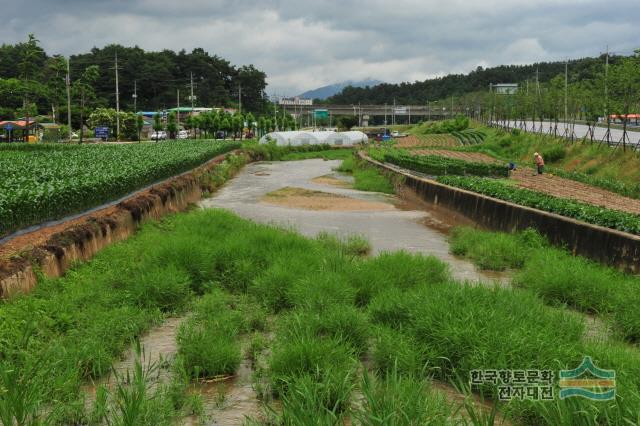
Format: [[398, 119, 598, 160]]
[[559, 356, 615, 400]]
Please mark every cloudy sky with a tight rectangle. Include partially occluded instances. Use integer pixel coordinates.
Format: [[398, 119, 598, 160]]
[[2, 0, 639, 95]]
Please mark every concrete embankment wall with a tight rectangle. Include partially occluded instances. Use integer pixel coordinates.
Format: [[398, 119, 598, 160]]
[[0, 151, 247, 298], [361, 153, 640, 273]]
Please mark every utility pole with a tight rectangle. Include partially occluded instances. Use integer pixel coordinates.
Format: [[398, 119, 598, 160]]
[[114, 52, 121, 141], [384, 103, 387, 125], [177, 89, 180, 132], [79, 87, 85, 144], [190, 72, 195, 111], [393, 98, 396, 126], [66, 57, 72, 141], [427, 100, 430, 121], [133, 79, 138, 113], [564, 60, 568, 124], [604, 45, 611, 144], [238, 83, 242, 115]]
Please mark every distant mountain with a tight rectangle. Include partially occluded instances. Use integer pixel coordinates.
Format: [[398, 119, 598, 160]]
[[299, 79, 383, 100]]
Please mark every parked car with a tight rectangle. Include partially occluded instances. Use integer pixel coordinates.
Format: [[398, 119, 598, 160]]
[[150, 131, 167, 141], [177, 130, 189, 139]]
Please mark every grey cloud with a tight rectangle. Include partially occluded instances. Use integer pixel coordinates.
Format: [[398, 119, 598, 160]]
[[1, 0, 639, 95]]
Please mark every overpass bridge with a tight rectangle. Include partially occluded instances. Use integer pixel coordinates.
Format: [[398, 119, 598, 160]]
[[280, 104, 456, 125]]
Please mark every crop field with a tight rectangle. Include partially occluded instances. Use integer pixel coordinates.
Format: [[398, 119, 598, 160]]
[[437, 175, 640, 235], [396, 134, 460, 148], [403, 149, 640, 216], [0, 141, 240, 237], [370, 148, 509, 178], [3, 209, 640, 424]]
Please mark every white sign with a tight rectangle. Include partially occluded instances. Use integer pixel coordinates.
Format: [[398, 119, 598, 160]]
[[394, 106, 407, 114], [279, 97, 313, 106]]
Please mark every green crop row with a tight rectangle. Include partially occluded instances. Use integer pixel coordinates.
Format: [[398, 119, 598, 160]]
[[437, 175, 640, 235], [382, 150, 509, 177], [451, 128, 487, 145], [0, 140, 240, 237]]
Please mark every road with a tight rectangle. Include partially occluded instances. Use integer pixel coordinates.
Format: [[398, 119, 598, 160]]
[[498, 120, 640, 147]]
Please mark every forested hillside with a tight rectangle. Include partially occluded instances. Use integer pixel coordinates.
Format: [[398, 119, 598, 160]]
[[324, 55, 621, 104], [0, 35, 268, 123]]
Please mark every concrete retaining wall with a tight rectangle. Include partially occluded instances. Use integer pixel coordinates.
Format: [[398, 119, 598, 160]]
[[361, 153, 640, 273], [0, 151, 247, 298]]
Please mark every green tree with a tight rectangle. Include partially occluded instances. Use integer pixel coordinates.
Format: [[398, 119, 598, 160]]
[[73, 65, 100, 143], [136, 114, 144, 142], [166, 112, 178, 139], [152, 112, 164, 142]]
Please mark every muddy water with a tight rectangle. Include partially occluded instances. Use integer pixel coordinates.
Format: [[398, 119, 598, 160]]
[[82, 317, 184, 409], [185, 358, 261, 425], [201, 159, 506, 284]]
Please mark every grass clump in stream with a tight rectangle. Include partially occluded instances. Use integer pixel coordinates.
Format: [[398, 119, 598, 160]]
[[176, 290, 243, 378], [355, 369, 452, 425], [450, 226, 547, 270], [450, 226, 640, 343], [7, 208, 640, 424]]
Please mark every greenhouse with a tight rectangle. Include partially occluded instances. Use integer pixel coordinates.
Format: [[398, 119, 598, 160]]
[[325, 131, 368, 146], [291, 131, 335, 146], [258, 131, 305, 146], [259, 131, 367, 146]]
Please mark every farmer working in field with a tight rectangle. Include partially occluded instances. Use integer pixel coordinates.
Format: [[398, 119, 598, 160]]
[[533, 152, 545, 175]]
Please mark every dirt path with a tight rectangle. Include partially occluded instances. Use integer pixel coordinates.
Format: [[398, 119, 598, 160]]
[[411, 150, 640, 215]]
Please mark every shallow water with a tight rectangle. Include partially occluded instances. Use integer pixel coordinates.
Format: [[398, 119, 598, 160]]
[[201, 159, 507, 284]]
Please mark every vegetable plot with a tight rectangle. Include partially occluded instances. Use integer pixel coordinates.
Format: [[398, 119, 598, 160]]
[[0, 141, 239, 237], [380, 150, 509, 178], [437, 175, 640, 235]]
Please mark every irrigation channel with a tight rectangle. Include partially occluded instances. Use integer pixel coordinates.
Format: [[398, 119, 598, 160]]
[[83, 158, 516, 424], [202, 159, 505, 284], [81, 157, 621, 424]]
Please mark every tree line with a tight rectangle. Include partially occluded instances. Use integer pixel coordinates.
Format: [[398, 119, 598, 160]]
[[322, 55, 623, 105], [0, 34, 269, 128], [454, 51, 640, 150]]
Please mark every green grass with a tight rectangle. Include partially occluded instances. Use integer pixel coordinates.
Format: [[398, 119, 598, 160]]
[[450, 227, 547, 270], [176, 291, 243, 378], [355, 369, 453, 425], [6, 206, 640, 424], [333, 155, 396, 194], [280, 148, 353, 161], [450, 227, 640, 343]]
